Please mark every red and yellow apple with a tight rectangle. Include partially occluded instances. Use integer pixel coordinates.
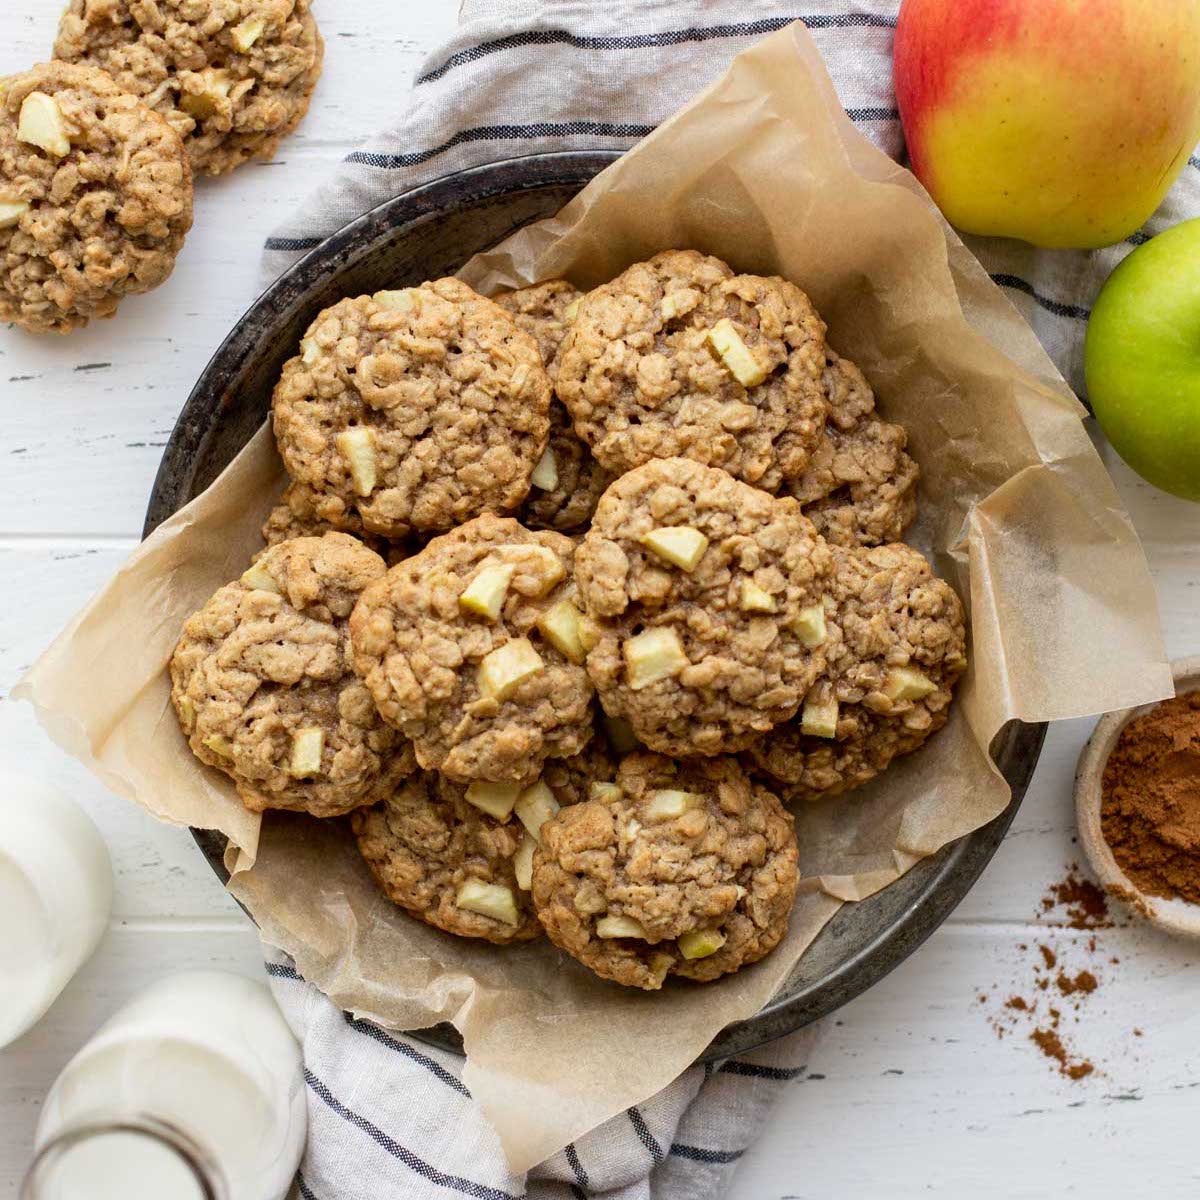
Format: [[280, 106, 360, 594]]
[[894, 0, 1200, 249]]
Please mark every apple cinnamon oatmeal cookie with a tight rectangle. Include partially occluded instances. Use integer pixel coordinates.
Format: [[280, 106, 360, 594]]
[[54, 0, 324, 176], [522, 400, 615, 533], [492, 279, 581, 372], [352, 769, 542, 944], [786, 416, 919, 547], [531, 753, 798, 989], [746, 543, 966, 801], [170, 532, 415, 818], [575, 458, 834, 757], [272, 281, 553, 539], [555, 250, 830, 489], [0, 61, 192, 334], [258, 482, 403, 563], [349, 515, 594, 784], [492, 283, 613, 533]]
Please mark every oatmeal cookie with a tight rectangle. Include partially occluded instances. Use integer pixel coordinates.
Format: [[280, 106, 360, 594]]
[[349, 515, 594, 783], [54, 0, 324, 176], [575, 458, 834, 757], [170, 532, 415, 817], [532, 753, 798, 989], [492, 279, 581, 372], [822, 349, 876, 430], [258, 481, 404, 563], [540, 726, 617, 808], [352, 770, 542, 944], [522, 400, 614, 533], [555, 250, 829, 489], [746, 543, 967, 801], [786, 416, 919, 547], [0, 61, 192, 334], [272, 281, 552, 538]]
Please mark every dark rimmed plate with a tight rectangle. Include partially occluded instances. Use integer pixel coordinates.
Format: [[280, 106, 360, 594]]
[[147, 150, 1046, 1062]]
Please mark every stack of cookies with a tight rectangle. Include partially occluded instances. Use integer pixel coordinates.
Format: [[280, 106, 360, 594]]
[[170, 250, 968, 991], [0, 1, 323, 333]]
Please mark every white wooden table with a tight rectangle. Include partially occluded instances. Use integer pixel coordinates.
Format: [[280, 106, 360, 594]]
[[2, 4, 1198, 1197]]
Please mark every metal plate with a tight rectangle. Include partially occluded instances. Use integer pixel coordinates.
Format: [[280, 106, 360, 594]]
[[149, 150, 1046, 1062]]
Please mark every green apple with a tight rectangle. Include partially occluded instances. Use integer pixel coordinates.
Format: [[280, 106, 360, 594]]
[[1085, 219, 1200, 503]]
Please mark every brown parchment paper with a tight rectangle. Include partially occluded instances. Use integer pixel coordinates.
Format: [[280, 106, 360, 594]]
[[15, 22, 1173, 1172]]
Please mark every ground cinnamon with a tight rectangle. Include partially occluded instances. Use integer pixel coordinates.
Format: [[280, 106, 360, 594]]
[[1100, 692, 1200, 904]]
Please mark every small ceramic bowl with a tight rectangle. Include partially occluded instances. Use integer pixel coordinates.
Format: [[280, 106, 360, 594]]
[[1075, 656, 1200, 937]]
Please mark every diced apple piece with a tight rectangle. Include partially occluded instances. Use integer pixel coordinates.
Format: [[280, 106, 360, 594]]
[[792, 604, 826, 648], [577, 614, 602, 653], [596, 914, 648, 939], [0, 196, 30, 229], [640, 526, 709, 572], [240, 560, 280, 594], [589, 782, 623, 803], [562, 298, 581, 322], [644, 789, 703, 821], [202, 733, 233, 758], [180, 70, 233, 120], [514, 780, 559, 841], [706, 318, 768, 388], [18, 92, 70, 157], [464, 779, 521, 820], [176, 695, 196, 730], [336, 427, 378, 496], [456, 880, 519, 927], [660, 292, 683, 320], [231, 16, 266, 51], [477, 637, 544, 701], [602, 715, 641, 754], [740, 580, 777, 613], [459, 564, 514, 621], [678, 928, 727, 960], [513, 834, 536, 891], [801, 695, 839, 739], [288, 727, 325, 777], [373, 289, 416, 311], [536, 599, 586, 664], [300, 338, 320, 365], [530, 446, 558, 491], [624, 627, 688, 691], [883, 666, 938, 702], [518, 545, 566, 594]]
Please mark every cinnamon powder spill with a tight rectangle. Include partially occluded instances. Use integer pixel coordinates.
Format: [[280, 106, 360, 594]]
[[980, 867, 1125, 1080]]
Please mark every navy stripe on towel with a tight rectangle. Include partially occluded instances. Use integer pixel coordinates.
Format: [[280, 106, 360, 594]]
[[989, 274, 1091, 321], [342, 1014, 472, 1099], [296, 1172, 319, 1200], [264, 235, 323, 252], [670, 1142, 746, 1164], [265, 961, 305, 982], [564, 1143, 591, 1193], [346, 121, 656, 170], [719, 1060, 806, 1081], [627, 1106, 665, 1165], [304, 1068, 520, 1200], [418, 15, 897, 85]]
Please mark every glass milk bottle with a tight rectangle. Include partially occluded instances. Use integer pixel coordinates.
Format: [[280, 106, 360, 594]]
[[23, 971, 307, 1200], [0, 772, 112, 1047]]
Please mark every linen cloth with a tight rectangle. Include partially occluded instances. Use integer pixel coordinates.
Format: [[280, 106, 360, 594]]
[[262, 2, 1200, 1197]]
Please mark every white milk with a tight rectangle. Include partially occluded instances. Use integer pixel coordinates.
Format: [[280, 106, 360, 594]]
[[27, 972, 307, 1200], [0, 773, 112, 1047]]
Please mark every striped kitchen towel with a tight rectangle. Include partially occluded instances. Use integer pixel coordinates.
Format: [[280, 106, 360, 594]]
[[263, 0, 1200, 400], [266, 950, 819, 1200]]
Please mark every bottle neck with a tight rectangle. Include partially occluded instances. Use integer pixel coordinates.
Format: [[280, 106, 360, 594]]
[[22, 1114, 228, 1200]]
